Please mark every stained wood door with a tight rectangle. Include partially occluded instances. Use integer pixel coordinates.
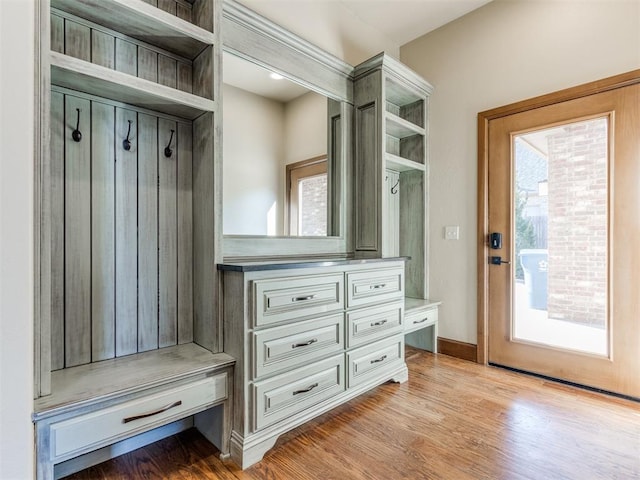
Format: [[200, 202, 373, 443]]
[[479, 72, 640, 398]]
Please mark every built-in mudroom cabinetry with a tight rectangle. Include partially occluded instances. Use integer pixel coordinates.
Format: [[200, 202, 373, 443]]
[[33, 1, 233, 478], [32, 0, 440, 476], [354, 53, 440, 351], [219, 259, 408, 468]]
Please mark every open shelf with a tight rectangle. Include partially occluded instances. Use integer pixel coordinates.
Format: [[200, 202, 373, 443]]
[[51, 0, 215, 60], [33, 344, 234, 418], [385, 153, 425, 173], [385, 111, 425, 139], [387, 78, 424, 108], [405, 297, 441, 315], [51, 52, 216, 120]]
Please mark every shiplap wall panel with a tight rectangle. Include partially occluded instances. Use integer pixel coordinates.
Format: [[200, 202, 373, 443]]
[[91, 30, 115, 69], [138, 47, 159, 83], [137, 113, 160, 352], [176, 3, 192, 23], [91, 102, 116, 362], [159, 119, 179, 348], [158, 0, 177, 16], [177, 63, 193, 94], [52, 89, 196, 367], [54, 12, 195, 96], [50, 92, 65, 371], [115, 38, 137, 76], [192, 0, 213, 33], [158, 55, 178, 89], [115, 108, 139, 356], [51, 14, 64, 53], [64, 20, 90, 62], [64, 95, 92, 367], [177, 122, 194, 344]]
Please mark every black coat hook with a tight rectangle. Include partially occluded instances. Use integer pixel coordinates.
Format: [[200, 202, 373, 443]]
[[72, 108, 82, 142], [164, 129, 175, 158], [123, 120, 132, 151], [391, 179, 400, 195]]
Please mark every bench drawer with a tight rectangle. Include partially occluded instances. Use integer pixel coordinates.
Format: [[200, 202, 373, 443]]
[[252, 313, 344, 379], [50, 374, 227, 460], [346, 268, 403, 308], [346, 303, 403, 348], [346, 336, 404, 388], [252, 355, 344, 431], [253, 273, 344, 327], [405, 306, 438, 334]]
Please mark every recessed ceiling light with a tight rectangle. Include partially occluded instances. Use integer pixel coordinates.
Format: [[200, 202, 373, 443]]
[[269, 72, 284, 80]]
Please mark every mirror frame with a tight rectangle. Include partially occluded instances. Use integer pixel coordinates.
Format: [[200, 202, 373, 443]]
[[222, 0, 354, 260]]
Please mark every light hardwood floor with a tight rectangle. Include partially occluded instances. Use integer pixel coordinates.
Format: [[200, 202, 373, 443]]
[[65, 348, 640, 479]]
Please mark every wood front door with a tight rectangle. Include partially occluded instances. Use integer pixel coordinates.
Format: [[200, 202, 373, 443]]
[[478, 71, 640, 398]]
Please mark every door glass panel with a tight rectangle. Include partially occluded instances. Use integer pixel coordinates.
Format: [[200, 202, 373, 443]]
[[513, 117, 608, 356]]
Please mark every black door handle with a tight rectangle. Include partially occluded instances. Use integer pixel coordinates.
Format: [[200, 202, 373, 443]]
[[490, 256, 510, 265]]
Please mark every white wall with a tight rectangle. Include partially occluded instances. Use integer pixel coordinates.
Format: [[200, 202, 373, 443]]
[[400, 0, 640, 344], [0, 0, 35, 478], [283, 91, 327, 165], [223, 84, 285, 235]]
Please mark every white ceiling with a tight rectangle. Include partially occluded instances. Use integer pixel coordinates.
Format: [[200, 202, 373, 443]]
[[225, 0, 492, 101], [335, 0, 493, 47], [223, 52, 311, 103]]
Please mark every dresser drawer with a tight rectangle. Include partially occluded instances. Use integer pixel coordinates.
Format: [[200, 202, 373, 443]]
[[346, 268, 403, 308], [252, 354, 344, 431], [405, 306, 438, 334], [253, 313, 344, 379], [253, 273, 344, 327], [346, 335, 404, 388], [346, 303, 403, 348], [50, 374, 227, 460]]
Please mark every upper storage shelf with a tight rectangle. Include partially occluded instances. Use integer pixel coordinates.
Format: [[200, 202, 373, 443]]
[[51, 52, 216, 119], [385, 112, 425, 138], [51, 0, 215, 60]]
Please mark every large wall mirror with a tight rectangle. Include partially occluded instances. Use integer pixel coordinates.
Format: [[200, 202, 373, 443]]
[[223, 52, 335, 237], [222, 0, 354, 258]]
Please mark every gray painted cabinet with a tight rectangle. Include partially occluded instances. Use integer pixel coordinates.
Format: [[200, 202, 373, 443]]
[[219, 259, 408, 468], [34, 0, 232, 478], [353, 53, 441, 351]]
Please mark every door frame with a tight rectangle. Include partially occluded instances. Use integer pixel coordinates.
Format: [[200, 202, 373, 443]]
[[476, 69, 640, 364]]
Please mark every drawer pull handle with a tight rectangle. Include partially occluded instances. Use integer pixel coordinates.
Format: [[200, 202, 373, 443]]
[[293, 295, 315, 302], [370, 355, 388, 364], [122, 400, 182, 424], [293, 383, 319, 395], [370, 284, 387, 290], [292, 338, 318, 348], [413, 317, 430, 324], [371, 319, 388, 327]]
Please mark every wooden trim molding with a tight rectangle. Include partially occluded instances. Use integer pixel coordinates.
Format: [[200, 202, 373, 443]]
[[437, 338, 477, 363], [477, 69, 640, 365]]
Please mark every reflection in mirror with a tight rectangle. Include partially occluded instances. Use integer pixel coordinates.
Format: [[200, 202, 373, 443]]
[[223, 51, 332, 237]]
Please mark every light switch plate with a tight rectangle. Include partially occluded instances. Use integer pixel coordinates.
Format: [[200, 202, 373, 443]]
[[444, 225, 460, 240]]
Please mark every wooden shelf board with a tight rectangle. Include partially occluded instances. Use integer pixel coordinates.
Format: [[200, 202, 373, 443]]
[[386, 78, 423, 107], [385, 153, 425, 173], [385, 111, 425, 139], [405, 297, 441, 315], [51, 52, 215, 120], [51, 0, 214, 60], [34, 343, 234, 418]]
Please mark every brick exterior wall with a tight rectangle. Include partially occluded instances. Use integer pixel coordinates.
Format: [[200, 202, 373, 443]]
[[299, 174, 327, 236], [546, 119, 607, 327]]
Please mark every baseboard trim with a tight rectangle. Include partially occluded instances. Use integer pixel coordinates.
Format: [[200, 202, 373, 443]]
[[437, 338, 478, 362]]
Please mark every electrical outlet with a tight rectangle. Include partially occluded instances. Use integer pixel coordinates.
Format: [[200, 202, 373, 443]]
[[444, 225, 460, 240]]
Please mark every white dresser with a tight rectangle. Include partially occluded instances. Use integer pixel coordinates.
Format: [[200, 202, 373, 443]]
[[219, 258, 408, 468]]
